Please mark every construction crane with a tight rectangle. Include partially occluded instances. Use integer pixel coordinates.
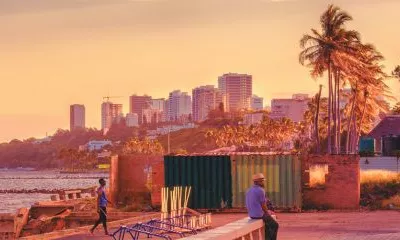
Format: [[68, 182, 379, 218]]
[[102, 96, 123, 102]]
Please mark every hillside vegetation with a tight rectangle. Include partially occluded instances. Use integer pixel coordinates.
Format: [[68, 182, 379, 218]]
[[157, 127, 217, 154]]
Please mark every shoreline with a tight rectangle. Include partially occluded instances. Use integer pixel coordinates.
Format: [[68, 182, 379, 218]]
[[0, 168, 110, 174]]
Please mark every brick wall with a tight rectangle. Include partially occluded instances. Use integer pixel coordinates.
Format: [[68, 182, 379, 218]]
[[109, 154, 163, 206], [302, 155, 360, 209], [151, 161, 165, 207]]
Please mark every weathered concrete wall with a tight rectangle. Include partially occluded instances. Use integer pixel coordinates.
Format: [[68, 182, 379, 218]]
[[302, 155, 360, 210], [109, 155, 119, 204], [0, 213, 15, 239], [151, 161, 165, 207], [29, 205, 74, 219], [180, 217, 264, 240], [110, 154, 163, 206]]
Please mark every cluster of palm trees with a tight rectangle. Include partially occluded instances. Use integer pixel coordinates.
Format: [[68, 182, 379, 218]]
[[205, 116, 297, 151], [299, 5, 391, 154], [121, 138, 164, 155]]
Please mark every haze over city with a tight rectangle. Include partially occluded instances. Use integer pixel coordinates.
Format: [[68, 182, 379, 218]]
[[0, 0, 399, 142]]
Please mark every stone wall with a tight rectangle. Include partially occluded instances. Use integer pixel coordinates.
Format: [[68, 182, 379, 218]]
[[302, 155, 360, 210]]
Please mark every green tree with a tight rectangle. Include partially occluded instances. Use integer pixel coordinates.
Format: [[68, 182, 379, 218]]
[[299, 5, 362, 153], [300, 5, 391, 154], [392, 102, 400, 115], [122, 138, 164, 155]]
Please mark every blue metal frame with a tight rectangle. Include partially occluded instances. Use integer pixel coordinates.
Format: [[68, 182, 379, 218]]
[[111, 215, 198, 239]]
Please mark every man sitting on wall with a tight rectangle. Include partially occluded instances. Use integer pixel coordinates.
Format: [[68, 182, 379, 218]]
[[246, 173, 279, 240]]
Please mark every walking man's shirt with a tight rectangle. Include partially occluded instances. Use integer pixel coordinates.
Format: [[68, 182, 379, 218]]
[[90, 178, 111, 236]]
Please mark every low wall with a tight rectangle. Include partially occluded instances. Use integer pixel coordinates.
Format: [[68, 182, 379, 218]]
[[302, 155, 360, 209], [180, 217, 264, 240]]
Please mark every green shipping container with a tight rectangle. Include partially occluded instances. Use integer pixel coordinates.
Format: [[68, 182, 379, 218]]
[[164, 155, 232, 209], [230, 154, 302, 210], [359, 138, 375, 153]]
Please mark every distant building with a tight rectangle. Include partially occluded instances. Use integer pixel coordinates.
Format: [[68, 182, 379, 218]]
[[143, 108, 163, 124], [251, 95, 264, 111], [218, 73, 252, 111], [168, 90, 192, 122], [87, 140, 112, 151], [367, 115, 400, 154], [33, 136, 52, 144], [243, 112, 264, 126], [151, 98, 167, 122], [70, 104, 85, 131], [101, 101, 123, 133], [126, 113, 139, 127], [129, 95, 152, 125], [146, 123, 197, 139], [192, 85, 224, 122], [270, 94, 310, 123]]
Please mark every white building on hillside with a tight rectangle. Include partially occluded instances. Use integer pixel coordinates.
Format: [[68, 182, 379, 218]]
[[87, 140, 112, 151]]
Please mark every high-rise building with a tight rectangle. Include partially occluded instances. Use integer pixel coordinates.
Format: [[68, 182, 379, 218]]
[[101, 101, 123, 132], [251, 95, 264, 111], [168, 90, 192, 122], [270, 94, 310, 123], [243, 112, 264, 126], [70, 104, 85, 131], [143, 108, 163, 124], [218, 73, 252, 111], [129, 95, 152, 125], [126, 113, 139, 127], [192, 85, 224, 122], [151, 98, 167, 122]]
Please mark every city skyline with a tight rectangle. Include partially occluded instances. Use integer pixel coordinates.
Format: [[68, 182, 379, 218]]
[[1, 0, 399, 142]]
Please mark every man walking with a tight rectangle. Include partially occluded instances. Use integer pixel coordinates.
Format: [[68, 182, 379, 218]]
[[90, 178, 112, 235], [246, 173, 279, 240]]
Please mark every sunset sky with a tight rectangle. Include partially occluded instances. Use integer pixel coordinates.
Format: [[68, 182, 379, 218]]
[[0, 0, 399, 142]]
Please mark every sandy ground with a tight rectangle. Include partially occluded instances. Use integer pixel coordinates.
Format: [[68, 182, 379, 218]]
[[59, 211, 400, 240]]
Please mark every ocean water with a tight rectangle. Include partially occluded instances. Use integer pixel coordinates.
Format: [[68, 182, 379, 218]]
[[0, 169, 108, 213]]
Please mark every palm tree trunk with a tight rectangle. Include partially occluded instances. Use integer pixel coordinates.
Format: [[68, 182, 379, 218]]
[[346, 91, 356, 154], [336, 70, 341, 154], [354, 91, 369, 153], [333, 76, 337, 154], [327, 62, 332, 154], [351, 115, 358, 153], [315, 85, 322, 154]]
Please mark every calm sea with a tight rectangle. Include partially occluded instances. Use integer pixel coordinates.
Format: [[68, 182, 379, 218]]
[[0, 169, 108, 213]]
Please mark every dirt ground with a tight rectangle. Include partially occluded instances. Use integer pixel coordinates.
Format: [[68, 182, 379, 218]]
[[59, 211, 400, 240]]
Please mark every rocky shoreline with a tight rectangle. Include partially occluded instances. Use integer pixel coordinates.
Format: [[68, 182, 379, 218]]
[[0, 186, 96, 194]]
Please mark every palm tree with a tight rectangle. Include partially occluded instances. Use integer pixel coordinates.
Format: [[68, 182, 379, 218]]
[[122, 138, 164, 155], [392, 102, 400, 115], [315, 85, 323, 153], [299, 5, 363, 154], [345, 46, 391, 152], [393, 65, 400, 79]]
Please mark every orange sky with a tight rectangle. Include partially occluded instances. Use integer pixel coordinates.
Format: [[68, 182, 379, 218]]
[[0, 0, 399, 142]]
